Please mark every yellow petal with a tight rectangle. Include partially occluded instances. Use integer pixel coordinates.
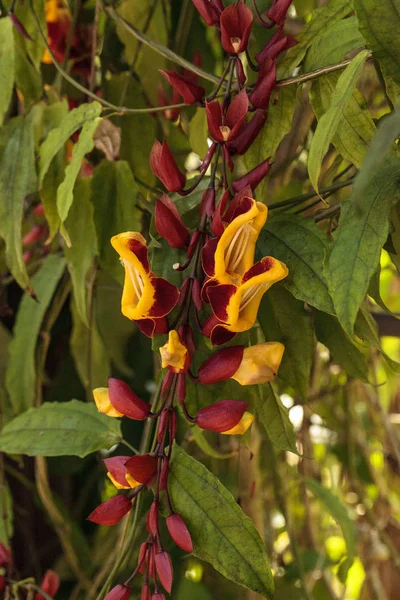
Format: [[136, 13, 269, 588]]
[[160, 330, 187, 372], [93, 387, 123, 418], [125, 473, 141, 489], [231, 342, 285, 386], [107, 472, 130, 490], [221, 411, 255, 435]]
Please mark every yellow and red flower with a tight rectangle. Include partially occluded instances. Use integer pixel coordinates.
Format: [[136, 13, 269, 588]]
[[111, 232, 179, 337]]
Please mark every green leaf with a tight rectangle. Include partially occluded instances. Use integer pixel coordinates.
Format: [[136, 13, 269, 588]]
[[0, 480, 13, 546], [39, 102, 102, 185], [278, 0, 354, 78], [64, 178, 97, 326], [304, 16, 365, 71], [355, 305, 400, 373], [244, 86, 297, 201], [327, 154, 400, 336], [6, 254, 66, 416], [0, 111, 38, 293], [91, 160, 141, 283], [0, 400, 122, 458], [256, 383, 298, 454], [5, 0, 46, 68], [13, 43, 42, 108], [0, 18, 15, 125], [313, 310, 369, 381], [305, 479, 356, 562], [189, 108, 209, 157], [258, 285, 313, 399], [258, 215, 334, 314], [169, 445, 274, 599], [191, 426, 238, 460], [310, 73, 375, 171], [308, 50, 369, 192], [57, 117, 102, 224], [354, 0, 400, 87]]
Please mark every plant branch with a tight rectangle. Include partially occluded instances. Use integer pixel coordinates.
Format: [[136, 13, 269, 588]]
[[270, 177, 355, 210]]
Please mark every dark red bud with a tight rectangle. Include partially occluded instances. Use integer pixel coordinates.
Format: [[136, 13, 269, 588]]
[[196, 400, 248, 432], [155, 195, 189, 249], [267, 0, 293, 25], [138, 542, 148, 574], [177, 373, 186, 404], [249, 58, 276, 110], [161, 370, 174, 394], [0, 543, 11, 567], [104, 584, 131, 600], [33, 203, 45, 216], [9, 12, 33, 41], [170, 411, 177, 443], [22, 225, 46, 246], [200, 143, 216, 173], [220, 2, 254, 55], [150, 140, 186, 193], [192, 0, 220, 26], [178, 323, 195, 354], [152, 594, 166, 600], [236, 57, 246, 86], [192, 278, 202, 310], [178, 277, 192, 306], [160, 70, 205, 105], [223, 144, 234, 172], [198, 346, 244, 385], [200, 188, 216, 217], [35, 570, 60, 600], [88, 495, 132, 526], [147, 501, 159, 536], [155, 551, 173, 593], [103, 456, 131, 487], [108, 378, 150, 420], [23, 249, 34, 264], [232, 157, 270, 193], [187, 230, 200, 259], [159, 456, 170, 491], [166, 514, 193, 553], [158, 410, 169, 443], [229, 110, 267, 155], [140, 584, 151, 600], [256, 32, 297, 63], [124, 455, 157, 484]]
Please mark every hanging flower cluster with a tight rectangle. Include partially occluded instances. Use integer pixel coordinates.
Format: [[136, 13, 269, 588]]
[[90, 1, 294, 598]]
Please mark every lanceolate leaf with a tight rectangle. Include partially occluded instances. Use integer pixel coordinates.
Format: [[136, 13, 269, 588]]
[[169, 445, 274, 599], [278, 0, 354, 78], [6, 255, 66, 416], [0, 400, 122, 458], [256, 383, 298, 454], [0, 18, 15, 125], [305, 479, 356, 563], [57, 117, 102, 224], [308, 50, 369, 192], [64, 178, 97, 326], [327, 154, 400, 336], [313, 310, 369, 381], [39, 102, 102, 185], [0, 111, 38, 294], [258, 215, 334, 314], [258, 285, 313, 399], [354, 0, 400, 87]]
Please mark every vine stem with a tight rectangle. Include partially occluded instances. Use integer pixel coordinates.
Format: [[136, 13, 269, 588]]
[[269, 177, 355, 210]]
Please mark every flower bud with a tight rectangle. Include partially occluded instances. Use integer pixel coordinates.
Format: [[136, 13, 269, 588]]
[[93, 387, 123, 418], [147, 501, 159, 536], [35, 570, 60, 600], [249, 58, 276, 110], [232, 157, 270, 193], [196, 400, 248, 432], [138, 542, 148, 574], [155, 551, 173, 593], [236, 57, 246, 86], [160, 70, 205, 104], [104, 456, 140, 490], [220, 2, 253, 55], [159, 456, 170, 490], [124, 454, 157, 484], [155, 195, 189, 249], [256, 29, 297, 63], [199, 188, 216, 216], [0, 576, 5, 591], [104, 584, 131, 600], [223, 144, 234, 172], [178, 323, 195, 354], [140, 584, 151, 600], [152, 594, 166, 600], [198, 346, 244, 385], [23, 225, 46, 246], [108, 378, 150, 420], [221, 411, 254, 435], [150, 140, 186, 193], [166, 514, 193, 553], [199, 143, 216, 173], [33, 203, 45, 216], [267, 0, 293, 25], [228, 110, 267, 155], [88, 495, 132, 526], [192, 278, 203, 310], [23, 250, 34, 265], [192, 0, 221, 26], [0, 542, 10, 567], [177, 373, 186, 404]]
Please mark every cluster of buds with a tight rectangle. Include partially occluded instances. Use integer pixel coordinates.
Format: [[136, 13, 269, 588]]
[[89, 1, 295, 597]]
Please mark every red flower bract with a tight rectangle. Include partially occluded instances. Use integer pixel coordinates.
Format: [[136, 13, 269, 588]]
[[228, 109, 267, 155], [88, 495, 132, 526], [155, 551, 173, 593], [249, 58, 276, 110], [196, 400, 248, 432], [160, 70, 205, 104], [232, 157, 270, 192], [104, 456, 132, 488], [108, 378, 150, 420], [192, 0, 221, 26], [155, 195, 189, 249], [198, 346, 244, 384], [150, 140, 186, 193], [166, 514, 194, 553], [140, 584, 151, 600], [104, 584, 131, 600], [35, 570, 60, 600], [0, 542, 10, 567], [267, 0, 293, 25], [125, 454, 158, 484], [206, 89, 249, 143], [220, 2, 253, 55]]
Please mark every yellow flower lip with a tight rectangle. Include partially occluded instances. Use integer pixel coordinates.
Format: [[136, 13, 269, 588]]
[[221, 411, 254, 435], [160, 330, 188, 373], [231, 342, 285, 386], [93, 387, 123, 418]]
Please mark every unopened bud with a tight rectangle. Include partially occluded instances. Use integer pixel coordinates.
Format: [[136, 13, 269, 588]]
[[166, 514, 193, 553]]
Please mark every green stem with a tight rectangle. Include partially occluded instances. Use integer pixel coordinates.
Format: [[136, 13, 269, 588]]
[[269, 177, 355, 210]]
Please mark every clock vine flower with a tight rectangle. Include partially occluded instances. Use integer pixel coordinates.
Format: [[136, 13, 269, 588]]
[[88, 2, 295, 598]]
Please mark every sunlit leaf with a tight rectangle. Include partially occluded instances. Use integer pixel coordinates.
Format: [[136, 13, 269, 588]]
[[0, 18, 15, 125]]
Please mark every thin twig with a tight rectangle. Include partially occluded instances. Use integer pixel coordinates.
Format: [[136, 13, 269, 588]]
[[269, 177, 355, 210]]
